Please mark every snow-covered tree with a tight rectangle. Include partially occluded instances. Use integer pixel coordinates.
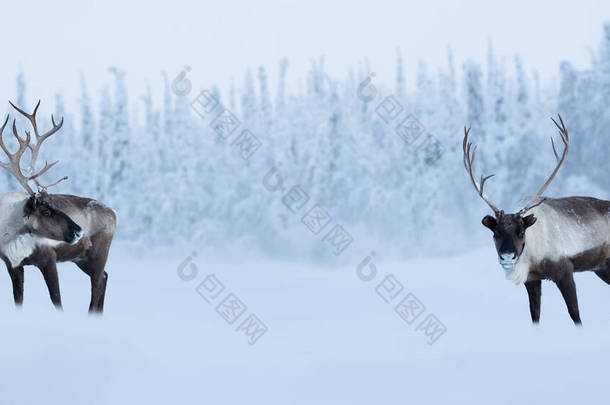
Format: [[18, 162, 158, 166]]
[[5, 22, 610, 256]]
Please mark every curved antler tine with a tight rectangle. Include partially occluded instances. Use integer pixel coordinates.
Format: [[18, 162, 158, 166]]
[[0, 115, 10, 157], [0, 115, 8, 131], [11, 118, 30, 150], [11, 119, 23, 143], [50, 114, 64, 129], [480, 174, 495, 186], [551, 115, 569, 142], [479, 174, 487, 194], [32, 100, 40, 118], [550, 116, 560, 130], [29, 160, 58, 180], [34, 173, 68, 193], [554, 114, 566, 130], [550, 114, 569, 155], [9, 100, 44, 138], [560, 115, 568, 141], [551, 137, 559, 161], [462, 129, 471, 169], [463, 127, 470, 148], [11, 118, 18, 139], [479, 173, 496, 202], [8, 100, 30, 118], [8, 99, 40, 120]]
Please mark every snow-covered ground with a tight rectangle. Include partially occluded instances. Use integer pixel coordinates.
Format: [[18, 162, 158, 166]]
[[1, 244, 610, 404]]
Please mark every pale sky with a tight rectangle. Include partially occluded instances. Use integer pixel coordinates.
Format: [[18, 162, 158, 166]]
[[3, 0, 610, 111]]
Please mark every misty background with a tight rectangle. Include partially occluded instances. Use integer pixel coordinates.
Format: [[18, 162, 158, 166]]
[[1, 2, 610, 259]]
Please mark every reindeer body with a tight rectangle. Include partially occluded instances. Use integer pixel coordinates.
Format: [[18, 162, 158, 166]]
[[0, 101, 117, 313], [0, 191, 117, 312], [508, 196, 610, 285], [463, 116, 609, 324]]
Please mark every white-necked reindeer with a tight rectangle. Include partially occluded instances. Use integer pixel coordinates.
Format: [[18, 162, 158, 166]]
[[0, 101, 116, 313], [464, 116, 610, 325]]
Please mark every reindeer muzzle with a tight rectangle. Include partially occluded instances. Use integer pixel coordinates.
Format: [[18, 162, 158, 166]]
[[498, 252, 518, 270], [65, 224, 83, 245]]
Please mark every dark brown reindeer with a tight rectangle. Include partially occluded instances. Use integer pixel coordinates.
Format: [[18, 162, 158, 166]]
[[464, 116, 610, 325], [0, 101, 116, 313]]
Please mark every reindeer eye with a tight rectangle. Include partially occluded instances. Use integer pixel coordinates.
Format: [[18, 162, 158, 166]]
[[41, 210, 51, 217]]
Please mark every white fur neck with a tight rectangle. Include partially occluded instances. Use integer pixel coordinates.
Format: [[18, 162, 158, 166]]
[[503, 255, 530, 284], [4, 233, 36, 267], [2, 233, 63, 267]]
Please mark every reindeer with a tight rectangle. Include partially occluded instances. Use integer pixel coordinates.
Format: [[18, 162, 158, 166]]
[[464, 116, 610, 325], [0, 101, 116, 313]]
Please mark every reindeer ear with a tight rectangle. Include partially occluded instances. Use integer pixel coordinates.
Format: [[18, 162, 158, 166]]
[[24, 196, 37, 216], [523, 214, 537, 229], [482, 215, 497, 230]]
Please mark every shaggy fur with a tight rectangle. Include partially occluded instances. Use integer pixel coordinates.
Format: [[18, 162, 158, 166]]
[[0, 191, 117, 313]]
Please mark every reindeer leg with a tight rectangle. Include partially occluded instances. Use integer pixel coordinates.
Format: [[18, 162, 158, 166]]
[[38, 261, 62, 310], [555, 271, 581, 325], [524, 280, 541, 323], [7, 265, 24, 306], [75, 232, 112, 314], [76, 260, 106, 314], [99, 271, 108, 312], [595, 270, 610, 285], [89, 270, 105, 314]]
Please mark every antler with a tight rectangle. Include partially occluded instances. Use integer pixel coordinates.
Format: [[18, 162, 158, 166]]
[[519, 115, 569, 215], [463, 127, 502, 216], [0, 101, 67, 196], [0, 115, 35, 194]]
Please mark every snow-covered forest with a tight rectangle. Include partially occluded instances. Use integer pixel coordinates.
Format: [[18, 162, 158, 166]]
[[4, 24, 610, 257]]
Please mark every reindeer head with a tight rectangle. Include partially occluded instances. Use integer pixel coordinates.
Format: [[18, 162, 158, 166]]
[[481, 212, 537, 269], [0, 101, 80, 245], [463, 116, 569, 271], [23, 194, 82, 245]]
